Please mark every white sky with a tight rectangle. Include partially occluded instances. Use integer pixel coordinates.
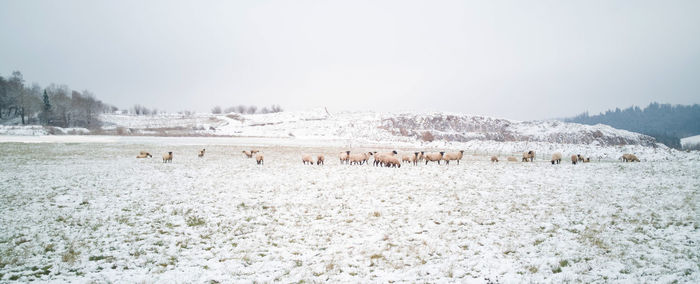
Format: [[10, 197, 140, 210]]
[[1, 0, 699, 120]]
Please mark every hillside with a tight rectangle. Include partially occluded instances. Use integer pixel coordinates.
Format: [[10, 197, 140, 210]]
[[90, 109, 658, 147]]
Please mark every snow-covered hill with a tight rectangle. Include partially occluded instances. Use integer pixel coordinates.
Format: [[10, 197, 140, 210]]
[[99, 109, 657, 147]]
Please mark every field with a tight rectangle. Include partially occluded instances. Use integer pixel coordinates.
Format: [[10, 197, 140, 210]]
[[0, 137, 698, 282]]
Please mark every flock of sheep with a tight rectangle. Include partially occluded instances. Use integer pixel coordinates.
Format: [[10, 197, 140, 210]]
[[135, 148, 641, 165]]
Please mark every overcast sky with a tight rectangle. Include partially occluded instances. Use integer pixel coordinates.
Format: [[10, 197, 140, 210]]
[[1, 0, 698, 120]]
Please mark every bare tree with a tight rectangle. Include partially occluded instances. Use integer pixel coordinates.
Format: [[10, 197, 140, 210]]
[[247, 105, 257, 114], [211, 106, 222, 114], [236, 105, 247, 114]]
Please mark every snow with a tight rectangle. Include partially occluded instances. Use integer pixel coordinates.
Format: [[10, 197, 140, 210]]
[[0, 136, 699, 282], [98, 109, 657, 147], [681, 135, 700, 149]]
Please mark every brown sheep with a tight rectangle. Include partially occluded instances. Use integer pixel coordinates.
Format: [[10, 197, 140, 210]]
[[443, 150, 465, 165], [571, 154, 578, 165], [256, 154, 264, 165], [551, 152, 562, 164], [317, 155, 324, 165], [424, 152, 445, 165], [242, 151, 253, 158], [198, 149, 206, 158], [349, 152, 372, 165], [491, 156, 499, 162], [383, 156, 401, 168], [162, 152, 173, 163]]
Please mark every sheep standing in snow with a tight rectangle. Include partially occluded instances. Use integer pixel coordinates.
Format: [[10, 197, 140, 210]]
[[507, 156, 518, 162], [302, 154, 314, 165], [424, 152, 445, 165], [136, 151, 152, 158], [317, 155, 325, 165], [382, 155, 401, 168], [551, 152, 562, 164], [621, 153, 640, 162], [571, 154, 578, 165], [256, 154, 264, 165], [491, 156, 499, 162], [411, 152, 420, 165], [242, 151, 253, 158], [339, 151, 350, 164], [198, 149, 206, 158], [443, 150, 465, 165], [522, 150, 535, 162], [349, 152, 373, 165], [583, 157, 590, 163], [373, 150, 398, 167], [162, 152, 173, 163], [577, 154, 584, 163]]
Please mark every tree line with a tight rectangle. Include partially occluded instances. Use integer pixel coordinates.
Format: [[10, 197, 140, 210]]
[[0, 71, 114, 128], [564, 102, 700, 149]]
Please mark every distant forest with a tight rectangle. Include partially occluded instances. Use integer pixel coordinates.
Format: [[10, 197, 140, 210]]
[[0, 71, 284, 129], [0, 71, 115, 128], [564, 103, 700, 149]]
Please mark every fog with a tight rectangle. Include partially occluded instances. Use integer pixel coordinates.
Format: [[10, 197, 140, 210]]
[[1, 0, 698, 120]]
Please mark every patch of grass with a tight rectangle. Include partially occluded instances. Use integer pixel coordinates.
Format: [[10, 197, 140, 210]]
[[186, 215, 206, 227], [373, 211, 381, 217], [62, 246, 80, 263], [533, 239, 544, 246], [552, 266, 562, 273], [559, 259, 569, 267], [527, 266, 538, 273]]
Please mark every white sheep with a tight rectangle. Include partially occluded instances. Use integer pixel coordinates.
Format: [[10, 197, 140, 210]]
[[317, 155, 325, 165], [162, 152, 173, 163], [443, 150, 465, 165], [136, 151, 152, 158], [424, 152, 445, 165], [373, 150, 397, 166], [571, 154, 578, 165], [256, 154, 264, 165], [551, 152, 562, 164], [242, 151, 253, 158], [339, 151, 350, 164], [198, 149, 206, 158], [302, 154, 314, 165], [522, 150, 535, 162], [383, 156, 401, 168]]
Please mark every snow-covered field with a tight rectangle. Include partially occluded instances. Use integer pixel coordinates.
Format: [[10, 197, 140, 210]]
[[1, 137, 698, 282]]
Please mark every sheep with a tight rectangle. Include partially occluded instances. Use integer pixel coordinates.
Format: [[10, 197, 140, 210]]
[[339, 151, 350, 164], [571, 154, 578, 165], [349, 152, 373, 165], [417, 151, 425, 163], [242, 151, 253, 158], [198, 149, 206, 158], [255, 154, 264, 165], [491, 156, 499, 162], [317, 155, 324, 165], [136, 151, 152, 158], [621, 153, 640, 162], [577, 154, 584, 163], [443, 150, 465, 165], [162, 152, 173, 163], [411, 152, 420, 165], [373, 150, 397, 166], [382, 156, 401, 168], [522, 150, 536, 162], [424, 152, 445, 165], [551, 152, 562, 164], [583, 157, 590, 163], [302, 154, 314, 165], [507, 156, 518, 162], [251, 150, 259, 154]]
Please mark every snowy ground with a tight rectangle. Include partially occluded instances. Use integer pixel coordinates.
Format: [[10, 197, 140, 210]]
[[0, 137, 699, 282]]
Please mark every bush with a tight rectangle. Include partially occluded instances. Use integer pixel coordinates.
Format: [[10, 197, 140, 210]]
[[421, 131, 435, 142]]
